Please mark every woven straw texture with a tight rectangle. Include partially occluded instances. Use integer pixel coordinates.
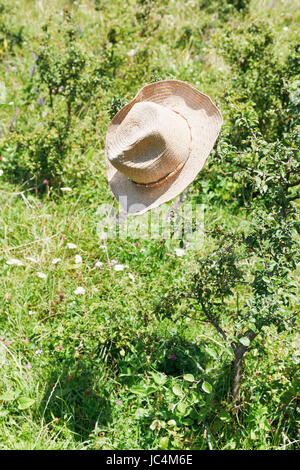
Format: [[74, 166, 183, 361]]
[[105, 80, 222, 215]]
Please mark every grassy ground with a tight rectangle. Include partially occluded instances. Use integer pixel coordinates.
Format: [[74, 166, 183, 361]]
[[0, 0, 299, 450]]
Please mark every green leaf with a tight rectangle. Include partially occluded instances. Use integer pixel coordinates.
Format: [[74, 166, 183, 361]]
[[219, 409, 231, 422], [206, 347, 218, 359], [177, 401, 188, 414], [150, 372, 167, 386], [182, 417, 193, 425], [150, 420, 158, 431], [167, 419, 177, 427], [172, 384, 184, 397], [202, 381, 212, 394], [17, 397, 35, 410], [190, 391, 203, 405], [135, 408, 148, 418], [183, 373, 195, 382], [240, 337, 250, 347], [145, 385, 157, 395], [159, 436, 169, 450], [130, 385, 146, 395], [0, 391, 18, 402]]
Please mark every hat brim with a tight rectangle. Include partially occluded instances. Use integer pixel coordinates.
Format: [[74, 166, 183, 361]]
[[105, 80, 222, 215]]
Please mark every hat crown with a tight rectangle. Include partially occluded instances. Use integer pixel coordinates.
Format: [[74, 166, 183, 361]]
[[106, 101, 190, 185]]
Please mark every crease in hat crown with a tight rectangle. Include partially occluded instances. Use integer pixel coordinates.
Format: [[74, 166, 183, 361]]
[[105, 80, 222, 216], [106, 101, 191, 186]]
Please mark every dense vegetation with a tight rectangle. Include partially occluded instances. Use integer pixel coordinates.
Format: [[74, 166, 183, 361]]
[[0, 0, 299, 450]]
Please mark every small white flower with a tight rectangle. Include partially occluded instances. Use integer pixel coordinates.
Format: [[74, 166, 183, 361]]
[[129, 273, 135, 282], [52, 258, 61, 265], [114, 264, 127, 271], [127, 47, 139, 57], [74, 286, 85, 295], [61, 187, 72, 192], [28, 310, 36, 315], [67, 243, 77, 249], [127, 49, 135, 57], [35, 349, 42, 356], [175, 248, 186, 257], [75, 254, 82, 264], [0, 169, 3, 176], [37, 272, 47, 279], [283, 26, 289, 31], [6, 258, 23, 266], [109, 259, 117, 266], [114, 264, 125, 271], [95, 261, 103, 268]]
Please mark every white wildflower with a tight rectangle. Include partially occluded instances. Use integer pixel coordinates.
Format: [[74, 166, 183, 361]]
[[175, 248, 186, 257], [37, 272, 47, 279], [75, 254, 82, 264], [0, 169, 3, 177], [67, 243, 77, 249], [114, 264, 125, 271], [127, 47, 139, 57], [95, 261, 103, 268], [6, 258, 23, 266], [60, 187, 72, 192], [114, 264, 129, 271], [74, 286, 85, 295], [52, 258, 61, 265]]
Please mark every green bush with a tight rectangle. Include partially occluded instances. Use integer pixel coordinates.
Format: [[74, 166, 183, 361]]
[[1, 13, 104, 188], [218, 21, 293, 143], [0, 2, 24, 59]]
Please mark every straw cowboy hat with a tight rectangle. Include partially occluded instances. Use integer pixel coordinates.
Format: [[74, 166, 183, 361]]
[[105, 80, 222, 215]]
